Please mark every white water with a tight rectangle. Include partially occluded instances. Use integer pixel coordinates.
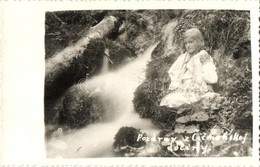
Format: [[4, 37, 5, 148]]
[[100, 56, 109, 73], [46, 44, 158, 158]]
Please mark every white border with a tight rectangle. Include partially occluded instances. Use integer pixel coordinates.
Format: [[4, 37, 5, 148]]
[[1, 0, 259, 166]]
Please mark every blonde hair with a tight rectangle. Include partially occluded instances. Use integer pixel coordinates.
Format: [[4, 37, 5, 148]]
[[183, 28, 205, 48]]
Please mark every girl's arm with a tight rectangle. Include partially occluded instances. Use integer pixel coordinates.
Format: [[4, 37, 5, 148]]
[[200, 53, 218, 84]]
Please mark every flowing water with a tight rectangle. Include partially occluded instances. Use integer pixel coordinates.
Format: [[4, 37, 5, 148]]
[[100, 56, 109, 74], [46, 43, 158, 158]]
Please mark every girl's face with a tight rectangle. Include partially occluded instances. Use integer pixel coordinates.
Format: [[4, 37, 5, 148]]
[[184, 36, 202, 55]]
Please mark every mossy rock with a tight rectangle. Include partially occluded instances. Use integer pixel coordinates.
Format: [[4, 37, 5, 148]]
[[113, 127, 146, 156], [58, 85, 105, 129], [133, 45, 176, 128]]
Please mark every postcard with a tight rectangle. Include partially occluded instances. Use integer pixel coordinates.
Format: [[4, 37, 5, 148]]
[[0, 0, 259, 166]]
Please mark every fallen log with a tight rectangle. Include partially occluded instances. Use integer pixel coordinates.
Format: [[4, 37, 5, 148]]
[[45, 16, 118, 92]]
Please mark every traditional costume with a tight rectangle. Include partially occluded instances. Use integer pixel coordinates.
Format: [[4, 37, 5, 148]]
[[160, 50, 218, 109]]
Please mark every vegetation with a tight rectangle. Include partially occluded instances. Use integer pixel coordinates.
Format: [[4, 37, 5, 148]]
[[133, 10, 252, 157], [44, 10, 174, 126]]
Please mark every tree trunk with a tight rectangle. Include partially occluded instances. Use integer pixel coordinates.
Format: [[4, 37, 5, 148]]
[[45, 16, 118, 87]]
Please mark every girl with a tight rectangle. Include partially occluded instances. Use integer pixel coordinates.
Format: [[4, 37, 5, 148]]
[[160, 28, 218, 109]]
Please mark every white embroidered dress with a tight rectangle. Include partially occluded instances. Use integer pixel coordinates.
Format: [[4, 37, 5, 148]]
[[160, 50, 218, 109]]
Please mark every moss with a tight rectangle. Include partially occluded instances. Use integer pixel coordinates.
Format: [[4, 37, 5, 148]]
[[216, 55, 252, 130], [44, 39, 105, 103], [58, 85, 105, 129], [133, 47, 177, 128], [113, 127, 146, 156]]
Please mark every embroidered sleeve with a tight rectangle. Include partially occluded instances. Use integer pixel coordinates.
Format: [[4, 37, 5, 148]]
[[201, 53, 218, 84], [200, 53, 211, 64]]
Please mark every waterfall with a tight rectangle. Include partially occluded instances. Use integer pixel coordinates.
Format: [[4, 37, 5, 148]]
[[100, 49, 110, 74], [46, 43, 159, 158], [100, 56, 109, 74]]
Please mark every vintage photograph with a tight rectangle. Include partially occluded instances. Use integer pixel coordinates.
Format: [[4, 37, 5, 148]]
[[44, 10, 252, 158]]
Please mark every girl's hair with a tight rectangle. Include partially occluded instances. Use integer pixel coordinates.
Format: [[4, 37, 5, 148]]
[[184, 28, 204, 41], [182, 27, 205, 52]]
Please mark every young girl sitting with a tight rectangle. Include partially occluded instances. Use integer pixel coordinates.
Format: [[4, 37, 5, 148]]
[[160, 28, 218, 109]]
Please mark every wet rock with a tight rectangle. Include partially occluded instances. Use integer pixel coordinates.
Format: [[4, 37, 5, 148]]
[[58, 85, 105, 129], [113, 127, 146, 156]]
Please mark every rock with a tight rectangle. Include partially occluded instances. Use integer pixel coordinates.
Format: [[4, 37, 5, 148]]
[[113, 127, 146, 156], [58, 85, 105, 129]]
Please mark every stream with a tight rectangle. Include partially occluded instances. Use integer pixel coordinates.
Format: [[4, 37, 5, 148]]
[[46, 43, 159, 158]]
